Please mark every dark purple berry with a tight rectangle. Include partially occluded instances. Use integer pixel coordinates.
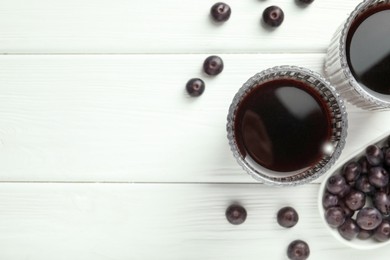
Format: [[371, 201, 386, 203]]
[[338, 201, 354, 218], [373, 191, 390, 215], [343, 161, 361, 183], [298, 0, 314, 4], [356, 207, 382, 230], [379, 184, 390, 195], [186, 78, 205, 97], [366, 145, 384, 166], [338, 184, 351, 198], [357, 228, 374, 240], [382, 145, 389, 156], [322, 192, 339, 209], [373, 219, 390, 242], [355, 175, 375, 195], [287, 240, 310, 260], [277, 206, 299, 228], [203, 56, 224, 76], [344, 189, 366, 211], [210, 2, 231, 22], [262, 6, 284, 27], [338, 218, 360, 240], [325, 207, 346, 228], [368, 166, 389, 188], [358, 156, 370, 174], [225, 204, 247, 225], [326, 174, 348, 195], [384, 148, 390, 167]]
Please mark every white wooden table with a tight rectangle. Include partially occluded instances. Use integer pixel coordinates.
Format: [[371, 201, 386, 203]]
[[0, 0, 390, 259]]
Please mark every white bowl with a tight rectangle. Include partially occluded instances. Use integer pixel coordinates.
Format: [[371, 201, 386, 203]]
[[318, 131, 390, 250]]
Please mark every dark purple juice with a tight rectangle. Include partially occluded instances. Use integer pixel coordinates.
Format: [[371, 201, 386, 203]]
[[234, 79, 332, 172], [346, 4, 390, 95]]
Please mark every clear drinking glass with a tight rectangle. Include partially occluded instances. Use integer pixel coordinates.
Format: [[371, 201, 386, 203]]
[[227, 66, 348, 186], [324, 0, 390, 110]]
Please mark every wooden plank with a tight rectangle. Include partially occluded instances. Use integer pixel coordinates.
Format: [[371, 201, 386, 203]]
[[0, 54, 389, 183], [0, 0, 360, 53], [0, 183, 388, 259]]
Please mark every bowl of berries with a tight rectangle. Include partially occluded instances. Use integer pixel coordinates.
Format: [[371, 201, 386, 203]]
[[318, 132, 390, 249]]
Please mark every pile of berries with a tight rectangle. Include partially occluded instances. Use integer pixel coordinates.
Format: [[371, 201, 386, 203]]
[[323, 137, 390, 242]]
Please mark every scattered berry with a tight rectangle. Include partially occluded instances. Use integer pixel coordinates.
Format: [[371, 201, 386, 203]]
[[186, 78, 205, 97], [210, 2, 231, 22], [277, 206, 299, 228], [287, 240, 310, 260], [225, 204, 247, 225], [203, 55, 224, 76], [262, 6, 284, 27]]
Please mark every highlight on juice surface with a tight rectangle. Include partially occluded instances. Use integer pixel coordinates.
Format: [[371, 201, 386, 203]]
[[325, 0, 390, 110], [227, 66, 348, 186]]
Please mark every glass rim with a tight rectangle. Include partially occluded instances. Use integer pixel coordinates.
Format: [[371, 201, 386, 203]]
[[338, 0, 390, 108], [226, 65, 348, 186]]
